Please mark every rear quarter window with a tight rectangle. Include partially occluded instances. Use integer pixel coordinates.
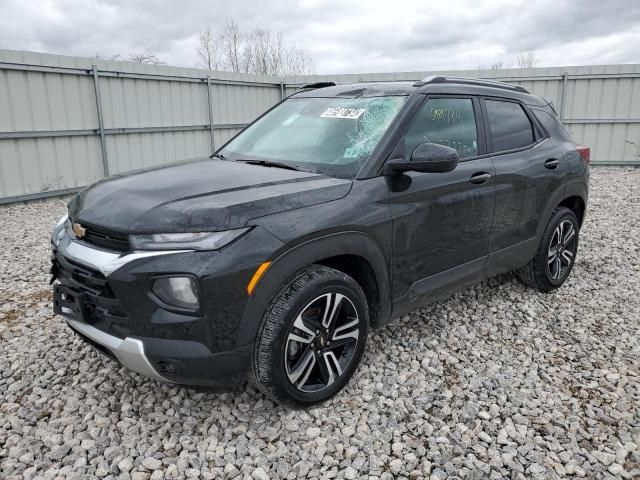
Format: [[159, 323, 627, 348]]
[[531, 108, 574, 143], [485, 100, 535, 152]]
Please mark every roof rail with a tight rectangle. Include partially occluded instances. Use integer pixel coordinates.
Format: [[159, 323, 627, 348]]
[[299, 81, 336, 90], [413, 75, 529, 94]]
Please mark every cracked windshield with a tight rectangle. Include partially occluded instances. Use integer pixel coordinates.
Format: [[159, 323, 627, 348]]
[[220, 96, 407, 178]]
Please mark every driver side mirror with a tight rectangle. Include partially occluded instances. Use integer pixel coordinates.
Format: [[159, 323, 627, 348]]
[[384, 143, 459, 174]]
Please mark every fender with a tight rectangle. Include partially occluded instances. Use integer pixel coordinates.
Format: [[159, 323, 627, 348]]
[[536, 178, 588, 243], [564, 178, 588, 201], [235, 230, 392, 347], [535, 182, 568, 242], [564, 177, 589, 224]]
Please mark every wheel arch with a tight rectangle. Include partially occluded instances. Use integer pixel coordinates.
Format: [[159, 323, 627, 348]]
[[536, 179, 587, 242], [236, 231, 391, 347], [558, 195, 586, 227], [315, 254, 382, 328], [562, 178, 588, 227]]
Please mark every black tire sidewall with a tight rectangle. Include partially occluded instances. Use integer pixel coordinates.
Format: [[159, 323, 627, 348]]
[[263, 270, 369, 405]]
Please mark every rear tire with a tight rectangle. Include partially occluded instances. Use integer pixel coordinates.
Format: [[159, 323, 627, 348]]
[[517, 207, 580, 292], [249, 265, 369, 406]]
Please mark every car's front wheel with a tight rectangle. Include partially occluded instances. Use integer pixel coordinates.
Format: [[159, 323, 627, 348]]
[[249, 265, 368, 406]]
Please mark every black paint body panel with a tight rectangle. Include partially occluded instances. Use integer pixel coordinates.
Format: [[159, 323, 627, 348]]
[[69, 159, 351, 233]]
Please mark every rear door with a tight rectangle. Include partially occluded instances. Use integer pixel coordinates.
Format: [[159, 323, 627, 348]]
[[387, 95, 496, 309], [482, 97, 568, 274]]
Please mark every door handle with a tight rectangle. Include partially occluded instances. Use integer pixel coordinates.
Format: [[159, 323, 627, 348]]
[[544, 158, 561, 169], [469, 172, 491, 184]]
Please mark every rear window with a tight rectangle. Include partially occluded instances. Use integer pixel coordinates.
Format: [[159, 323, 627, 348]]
[[485, 100, 535, 152]]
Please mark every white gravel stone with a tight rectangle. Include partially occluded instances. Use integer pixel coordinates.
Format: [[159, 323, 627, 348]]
[[608, 463, 624, 475], [1, 169, 640, 479], [344, 466, 358, 479], [389, 459, 403, 474], [142, 458, 163, 470], [251, 467, 269, 480], [592, 450, 616, 466]]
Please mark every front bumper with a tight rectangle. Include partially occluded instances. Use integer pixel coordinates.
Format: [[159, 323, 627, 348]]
[[51, 223, 284, 388], [66, 318, 166, 382]]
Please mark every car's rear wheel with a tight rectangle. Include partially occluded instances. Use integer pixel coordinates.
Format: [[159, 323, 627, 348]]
[[249, 265, 368, 406], [517, 206, 580, 292]]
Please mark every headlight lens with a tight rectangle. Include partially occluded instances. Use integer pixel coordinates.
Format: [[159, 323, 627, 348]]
[[152, 276, 199, 309], [130, 228, 250, 251], [51, 214, 69, 246]]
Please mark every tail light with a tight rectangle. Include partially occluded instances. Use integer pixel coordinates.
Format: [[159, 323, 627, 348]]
[[576, 145, 590, 164]]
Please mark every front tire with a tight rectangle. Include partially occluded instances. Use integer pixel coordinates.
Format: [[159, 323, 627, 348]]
[[249, 265, 368, 406], [517, 207, 580, 292]]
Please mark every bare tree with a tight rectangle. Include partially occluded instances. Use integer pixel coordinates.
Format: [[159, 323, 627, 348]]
[[127, 51, 165, 64], [490, 61, 504, 70], [282, 45, 313, 76], [516, 52, 538, 69], [196, 27, 220, 71], [93, 53, 123, 61], [94, 52, 164, 64], [196, 21, 313, 76], [243, 29, 285, 75], [220, 20, 243, 72]]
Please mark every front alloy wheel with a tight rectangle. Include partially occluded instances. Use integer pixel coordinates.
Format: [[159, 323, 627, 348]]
[[249, 265, 369, 406], [285, 293, 360, 393]]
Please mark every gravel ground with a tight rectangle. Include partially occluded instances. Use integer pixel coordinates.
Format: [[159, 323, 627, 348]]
[[1, 167, 639, 480]]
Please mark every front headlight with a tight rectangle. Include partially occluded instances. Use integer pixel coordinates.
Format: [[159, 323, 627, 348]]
[[51, 214, 69, 246], [129, 228, 250, 251]]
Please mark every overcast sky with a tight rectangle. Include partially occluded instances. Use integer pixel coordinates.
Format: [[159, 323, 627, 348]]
[[1, 0, 639, 73]]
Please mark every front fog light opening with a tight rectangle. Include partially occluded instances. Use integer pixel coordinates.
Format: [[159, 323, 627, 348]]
[[152, 276, 199, 310]]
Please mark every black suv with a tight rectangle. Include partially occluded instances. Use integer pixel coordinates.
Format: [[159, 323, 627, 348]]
[[51, 76, 590, 405]]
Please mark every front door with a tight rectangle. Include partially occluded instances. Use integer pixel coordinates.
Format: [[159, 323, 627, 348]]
[[387, 96, 496, 309]]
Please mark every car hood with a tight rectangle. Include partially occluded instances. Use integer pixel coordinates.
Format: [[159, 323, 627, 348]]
[[68, 158, 352, 233]]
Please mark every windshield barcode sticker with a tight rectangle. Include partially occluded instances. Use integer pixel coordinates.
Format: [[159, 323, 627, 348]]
[[321, 108, 365, 119]]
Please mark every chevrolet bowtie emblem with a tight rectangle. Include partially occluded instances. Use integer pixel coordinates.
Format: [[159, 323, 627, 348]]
[[72, 223, 87, 239]]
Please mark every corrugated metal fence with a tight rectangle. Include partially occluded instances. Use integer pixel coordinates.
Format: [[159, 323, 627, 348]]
[[0, 50, 284, 203], [1, 49, 639, 204]]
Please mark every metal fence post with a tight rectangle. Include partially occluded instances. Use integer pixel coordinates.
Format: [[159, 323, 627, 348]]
[[559, 72, 568, 122], [206, 76, 216, 153], [91, 65, 109, 176]]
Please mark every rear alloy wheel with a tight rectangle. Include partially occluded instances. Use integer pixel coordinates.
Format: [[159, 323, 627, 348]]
[[249, 265, 368, 406], [547, 219, 577, 281], [517, 206, 580, 292]]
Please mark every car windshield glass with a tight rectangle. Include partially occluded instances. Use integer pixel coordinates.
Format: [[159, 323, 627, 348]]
[[220, 95, 408, 178]]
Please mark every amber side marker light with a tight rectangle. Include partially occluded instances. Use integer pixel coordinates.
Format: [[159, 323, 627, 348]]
[[247, 261, 272, 295]]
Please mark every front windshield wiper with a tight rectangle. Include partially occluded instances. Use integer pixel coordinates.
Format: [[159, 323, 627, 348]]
[[237, 159, 304, 172], [210, 152, 228, 160]]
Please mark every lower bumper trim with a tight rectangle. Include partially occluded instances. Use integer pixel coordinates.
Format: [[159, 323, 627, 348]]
[[66, 318, 169, 383]]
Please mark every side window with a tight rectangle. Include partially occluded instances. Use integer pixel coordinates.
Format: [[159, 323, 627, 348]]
[[485, 100, 535, 152], [531, 108, 574, 142], [404, 98, 478, 159]]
